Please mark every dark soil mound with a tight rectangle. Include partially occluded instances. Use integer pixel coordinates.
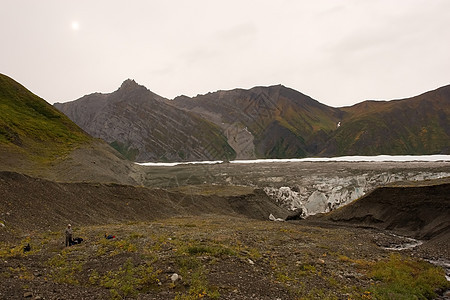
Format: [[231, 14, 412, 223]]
[[0, 171, 288, 242], [319, 183, 450, 250]]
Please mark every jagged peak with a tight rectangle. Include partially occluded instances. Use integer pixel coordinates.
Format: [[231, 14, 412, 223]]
[[115, 79, 168, 102], [119, 79, 143, 91]]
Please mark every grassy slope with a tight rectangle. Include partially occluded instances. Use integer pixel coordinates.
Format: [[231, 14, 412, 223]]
[[184, 112, 237, 162], [0, 74, 90, 164], [331, 86, 450, 156], [266, 89, 340, 158]]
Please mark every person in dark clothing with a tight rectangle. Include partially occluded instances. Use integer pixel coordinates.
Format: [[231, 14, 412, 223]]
[[65, 224, 73, 247]]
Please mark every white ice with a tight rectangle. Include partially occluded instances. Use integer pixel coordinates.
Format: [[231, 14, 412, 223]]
[[137, 155, 450, 167]]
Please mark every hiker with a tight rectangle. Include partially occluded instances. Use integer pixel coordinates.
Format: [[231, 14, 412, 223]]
[[65, 224, 73, 247]]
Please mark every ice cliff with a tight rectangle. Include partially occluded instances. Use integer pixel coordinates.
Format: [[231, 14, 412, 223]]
[[264, 171, 450, 216]]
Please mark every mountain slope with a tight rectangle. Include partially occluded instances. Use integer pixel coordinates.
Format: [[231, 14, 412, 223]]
[[322, 85, 450, 156], [0, 74, 141, 185], [55, 81, 450, 162], [55, 80, 235, 162], [171, 85, 342, 159], [0, 73, 90, 165]]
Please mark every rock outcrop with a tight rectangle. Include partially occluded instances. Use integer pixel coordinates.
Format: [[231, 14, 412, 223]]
[[224, 123, 255, 159]]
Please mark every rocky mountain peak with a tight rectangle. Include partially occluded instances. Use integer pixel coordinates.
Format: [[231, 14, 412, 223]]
[[118, 79, 146, 92]]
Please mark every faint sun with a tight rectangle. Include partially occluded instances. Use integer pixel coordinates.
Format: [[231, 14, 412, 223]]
[[71, 21, 80, 31]]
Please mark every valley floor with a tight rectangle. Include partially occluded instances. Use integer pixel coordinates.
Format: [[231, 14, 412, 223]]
[[1, 159, 449, 299], [1, 215, 449, 300]]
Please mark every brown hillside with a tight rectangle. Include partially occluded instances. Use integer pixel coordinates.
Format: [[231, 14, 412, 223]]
[[0, 171, 288, 242]]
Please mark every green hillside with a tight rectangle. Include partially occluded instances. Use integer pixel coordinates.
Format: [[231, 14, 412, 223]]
[[0, 74, 90, 163], [326, 86, 450, 156]]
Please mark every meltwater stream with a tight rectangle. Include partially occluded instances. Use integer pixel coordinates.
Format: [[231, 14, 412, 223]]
[[380, 233, 450, 283], [427, 260, 450, 282], [381, 234, 424, 251]]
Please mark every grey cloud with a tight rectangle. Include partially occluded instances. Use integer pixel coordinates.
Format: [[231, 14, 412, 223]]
[[1, 0, 449, 106]]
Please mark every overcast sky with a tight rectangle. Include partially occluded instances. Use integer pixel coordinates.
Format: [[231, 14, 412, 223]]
[[1, 0, 449, 107]]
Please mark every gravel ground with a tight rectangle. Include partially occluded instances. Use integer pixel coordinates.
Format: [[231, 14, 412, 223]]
[[1, 216, 449, 299]]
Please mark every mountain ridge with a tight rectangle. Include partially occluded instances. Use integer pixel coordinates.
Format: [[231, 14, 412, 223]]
[[54, 80, 450, 161], [169, 84, 343, 159], [55, 81, 235, 162]]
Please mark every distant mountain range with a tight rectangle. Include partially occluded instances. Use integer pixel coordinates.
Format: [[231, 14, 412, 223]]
[[54, 79, 450, 162]]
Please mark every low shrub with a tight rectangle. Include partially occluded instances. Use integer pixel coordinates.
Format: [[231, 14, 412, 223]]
[[98, 258, 161, 299], [369, 254, 450, 299]]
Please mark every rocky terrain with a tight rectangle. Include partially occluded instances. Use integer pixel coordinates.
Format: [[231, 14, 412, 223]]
[[0, 171, 288, 243], [138, 160, 450, 217], [54, 80, 235, 162], [314, 180, 450, 257], [263, 166, 450, 215], [55, 80, 450, 161], [1, 73, 450, 299], [4, 157, 449, 299], [1, 170, 449, 299]]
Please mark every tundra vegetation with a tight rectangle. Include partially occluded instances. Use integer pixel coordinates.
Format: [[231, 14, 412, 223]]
[[1, 216, 448, 299]]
